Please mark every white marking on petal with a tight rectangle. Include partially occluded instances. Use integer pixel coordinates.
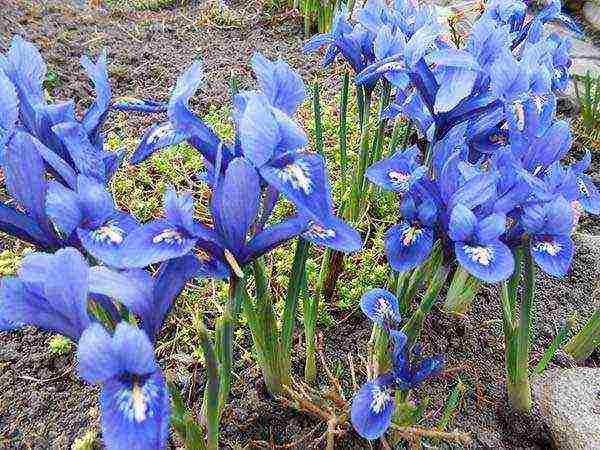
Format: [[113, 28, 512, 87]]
[[463, 245, 494, 266], [389, 170, 411, 190], [513, 102, 525, 131], [149, 123, 173, 143], [533, 239, 562, 256], [116, 379, 160, 423], [278, 161, 313, 195], [400, 222, 423, 246], [152, 229, 184, 245], [370, 385, 392, 414], [91, 221, 125, 245], [304, 223, 336, 240], [375, 297, 394, 321]]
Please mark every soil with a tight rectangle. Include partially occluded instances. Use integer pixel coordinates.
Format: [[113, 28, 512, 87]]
[[1, 1, 600, 449]]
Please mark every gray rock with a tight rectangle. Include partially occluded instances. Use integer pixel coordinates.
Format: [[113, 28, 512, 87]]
[[583, 2, 600, 33], [532, 368, 600, 450]]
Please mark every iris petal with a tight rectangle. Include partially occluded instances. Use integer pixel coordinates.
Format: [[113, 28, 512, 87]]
[[385, 221, 434, 273], [350, 376, 396, 440], [455, 240, 514, 283]]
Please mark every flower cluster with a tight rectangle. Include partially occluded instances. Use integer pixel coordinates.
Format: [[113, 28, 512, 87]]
[[0, 36, 130, 255], [116, 52, 362, 277], [311, 0, 598, 283], [0, 36, 360, 449], [351, 288, 444, 440]]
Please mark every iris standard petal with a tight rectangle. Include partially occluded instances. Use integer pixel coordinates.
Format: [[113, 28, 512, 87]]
[[448, 204, 477, 242], [80, 51, 111, 139], [212, 157, 261, 255], [434, 67, 478, 114], [25, 132, 77, 188], [119, 219, 197, 268], [385, 221, 434, 273], [0, 203, 54, 248], [52, 121, 106, 182], [455, 240, 515, 283], [77, 323, 120, 384], [350, 376, 396, 440], [0, 71, 18, 149], [112, 322, 160, 375], [239, 95, 279, 168], [531, 234, 574, 277], [475, 213, 507, 243], [77, 175, 115, 224], [360, 288, 401, 326], [251, 53, 306, 116], [163, 187, 195, 233], [42, 248, 92, 338], [3, 130, 51, 232], [46, 181, 82, 236]]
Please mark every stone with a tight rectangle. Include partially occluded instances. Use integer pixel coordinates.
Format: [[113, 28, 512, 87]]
[[532, 368, 600, 450], [583, 2, 600, 33]]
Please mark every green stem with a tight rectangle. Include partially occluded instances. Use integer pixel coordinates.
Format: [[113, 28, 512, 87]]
[[195, 318, 220, 450], [339, 72, 350, 192], [507, 248, 534, 413], [564, 306, 600, 362], [281, 239, 309, 379], [217, 276, 241, 416], [350, 91, 371, 221], [370, 82, 392, 165], [302, 272, 318, 383]]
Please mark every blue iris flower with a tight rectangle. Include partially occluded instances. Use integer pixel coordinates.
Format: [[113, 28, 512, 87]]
[[521, 196, 575, 277], [0, 247, 200, 449], [366, 145, 427, 194], [386, 196, 438, 273], [0, 248, 93, 340], [570, 151, 600, 215], [77, 322, 170, 450], [351, 329, 443, 440], [360, 288, 402, 329], [0, 36, 120, 178], [46, 175, 139, 267], [303, 6, 368, 75], [449, 205, 515, 283]]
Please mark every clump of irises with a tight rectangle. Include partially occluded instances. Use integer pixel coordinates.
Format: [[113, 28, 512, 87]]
[[0, 0, 597, 447], [308, 0, 598, 416], [352, 288, 444, 440], [0, 35, 361, 449]]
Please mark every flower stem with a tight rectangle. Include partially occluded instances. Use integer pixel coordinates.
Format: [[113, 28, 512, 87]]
[[564, 304, 600, 362], [194, 317, 220, 450], [217, 275, 241, 416], [503, 248, 534, 413]]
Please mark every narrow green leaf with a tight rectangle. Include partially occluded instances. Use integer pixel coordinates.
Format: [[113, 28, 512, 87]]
[[313, 82, 324, 156]]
